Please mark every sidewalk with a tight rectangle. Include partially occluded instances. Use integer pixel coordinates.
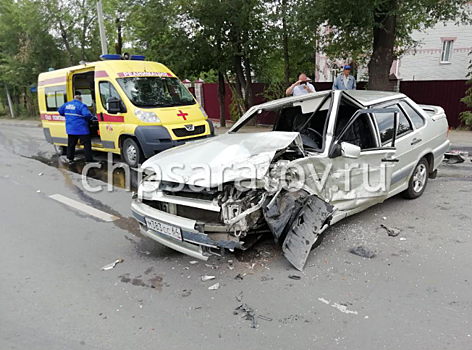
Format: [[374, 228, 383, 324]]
[[0, 119, 41, 128]]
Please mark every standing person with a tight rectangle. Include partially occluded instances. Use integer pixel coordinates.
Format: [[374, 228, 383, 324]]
[[286, 73, 316, 96], [58, 92, 95, 163], [333, 65, 356, 90]]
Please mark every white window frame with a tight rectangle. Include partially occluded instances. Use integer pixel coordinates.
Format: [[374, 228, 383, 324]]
[[440, 40, 453, 63]]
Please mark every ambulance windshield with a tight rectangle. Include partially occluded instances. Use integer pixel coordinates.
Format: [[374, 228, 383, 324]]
[[117, 77, 196, 108]]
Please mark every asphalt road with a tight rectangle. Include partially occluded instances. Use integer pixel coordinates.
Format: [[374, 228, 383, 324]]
[[1, 122, 471, 350]]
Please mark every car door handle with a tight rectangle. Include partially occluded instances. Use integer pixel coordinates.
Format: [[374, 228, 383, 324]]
[[381, 158, 400, 163], [99, 112, 104, 122], [411, 138, 422, 145]]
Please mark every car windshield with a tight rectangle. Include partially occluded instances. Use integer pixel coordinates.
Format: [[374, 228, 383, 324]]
[[117, 77, 196, 108]]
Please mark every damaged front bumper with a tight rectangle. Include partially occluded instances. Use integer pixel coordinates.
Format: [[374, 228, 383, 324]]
[[131, 198, 244, 261]]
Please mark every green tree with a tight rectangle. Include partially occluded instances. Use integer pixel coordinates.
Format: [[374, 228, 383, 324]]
[[460, 58, 472, 128], [0, 0, 63, 117]]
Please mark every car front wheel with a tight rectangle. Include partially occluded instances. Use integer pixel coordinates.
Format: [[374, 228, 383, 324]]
[[122, 138, 143, 168], [402, 158, 429, 199]]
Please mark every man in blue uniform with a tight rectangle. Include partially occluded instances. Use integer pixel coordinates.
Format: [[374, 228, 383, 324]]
[[333, 65, 357, 90], [58, 92, 95, 162]]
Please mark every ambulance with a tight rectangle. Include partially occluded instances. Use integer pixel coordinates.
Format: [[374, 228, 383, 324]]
[[38, 54, 214, 167]]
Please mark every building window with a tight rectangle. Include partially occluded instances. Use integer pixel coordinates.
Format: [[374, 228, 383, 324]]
[[441, 40, 453, 63]]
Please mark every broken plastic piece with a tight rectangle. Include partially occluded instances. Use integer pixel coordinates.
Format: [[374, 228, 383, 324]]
[[288, 275, 301, 280], [349, 246, 375, 258], [101, 259, 124, 270], [400, 237, 407, 241], [258, 315, 273, 322], [189, 261, 198, 265], [208, 282, 220, 290], [235, 274, 244, 280], [201, 275, 215, 281], [381, 224, 401, 237], [444, 150, 468, 164]]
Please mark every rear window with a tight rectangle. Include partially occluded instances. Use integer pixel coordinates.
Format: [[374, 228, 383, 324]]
[[400, 101, 425, 129]]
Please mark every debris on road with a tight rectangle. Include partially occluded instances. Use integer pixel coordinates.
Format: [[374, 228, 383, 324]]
[[400, 237, 407, 241], [288, 274, 301, 280], [236, 291, 243, 302], [234, 303, 257, 328], [258, 315, 273, 322], [208, 282, 220, 290], [332, 302, 358, 315], [101, 259, 124, 271], [201, 275, 215, 282], [350, 246, 375, 258], [38, 172, 43, 176], [189, 261, 198, 265], [444, 150, 468, 164], [318, 298, 359, 315], [381, 224, 401, 237], [235, 273, 244, 280], [36, 190, 41, 193]]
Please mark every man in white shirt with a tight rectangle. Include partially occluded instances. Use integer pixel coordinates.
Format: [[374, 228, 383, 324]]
[[285, 73, 316, 96]]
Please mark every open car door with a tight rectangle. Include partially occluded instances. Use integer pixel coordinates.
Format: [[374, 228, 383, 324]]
[[325, 108, 400, 213]]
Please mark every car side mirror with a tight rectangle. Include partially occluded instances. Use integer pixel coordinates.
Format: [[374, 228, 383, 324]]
[[340, 142, 361, 159], [106, 97, 126, 114]]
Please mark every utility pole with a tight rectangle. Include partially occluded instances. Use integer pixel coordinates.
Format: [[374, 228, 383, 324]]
[[4, 82, 15, 118], [97, 0, 108, 55]]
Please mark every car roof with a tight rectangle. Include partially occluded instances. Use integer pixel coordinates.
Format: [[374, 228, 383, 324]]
[[344, 90, 405, 106]]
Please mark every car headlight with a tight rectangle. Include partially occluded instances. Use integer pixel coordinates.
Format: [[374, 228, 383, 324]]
[[135, 109, 160, 123]]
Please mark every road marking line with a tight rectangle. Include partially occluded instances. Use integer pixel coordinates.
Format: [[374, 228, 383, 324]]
[[49, 194, 119, 222]]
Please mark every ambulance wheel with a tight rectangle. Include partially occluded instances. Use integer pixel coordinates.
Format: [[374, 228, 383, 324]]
[[122, 138, 143, 168], [54, 145, 67, 156]]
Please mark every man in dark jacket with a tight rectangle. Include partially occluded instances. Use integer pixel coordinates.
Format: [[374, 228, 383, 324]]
[[58, 92, 95, 162]]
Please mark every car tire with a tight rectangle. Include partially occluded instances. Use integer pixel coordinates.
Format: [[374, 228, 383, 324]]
[[122, 138, 144, 168], [54, 145, 67, 156], [402, 158, 429, 199]]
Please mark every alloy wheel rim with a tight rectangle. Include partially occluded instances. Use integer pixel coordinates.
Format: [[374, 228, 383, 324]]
[[413, 164, 427, 193]]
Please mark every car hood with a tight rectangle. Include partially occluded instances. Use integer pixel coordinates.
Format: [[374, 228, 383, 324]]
[[141, 132, 302, 188]]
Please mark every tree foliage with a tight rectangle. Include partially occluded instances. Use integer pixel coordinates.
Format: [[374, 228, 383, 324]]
[[0, 0, 470, 118]]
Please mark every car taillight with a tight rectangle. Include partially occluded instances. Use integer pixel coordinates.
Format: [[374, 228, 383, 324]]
[[447, 126, 450, 138]]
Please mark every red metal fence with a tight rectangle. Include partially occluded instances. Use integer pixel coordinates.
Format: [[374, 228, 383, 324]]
[[399, 80, 469, 128], [202, 80, 469, 128]]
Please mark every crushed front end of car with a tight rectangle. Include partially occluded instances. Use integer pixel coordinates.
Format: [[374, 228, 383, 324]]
[[131, 132, 335, 270]]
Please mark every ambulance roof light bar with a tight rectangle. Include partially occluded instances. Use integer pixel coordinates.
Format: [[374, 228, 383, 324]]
[[100, 54, 146, 61], [100, 54, 121, 61]]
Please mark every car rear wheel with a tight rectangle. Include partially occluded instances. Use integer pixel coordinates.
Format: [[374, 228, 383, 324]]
[[402, 158, 429, 199], [122, 138, 144, 168]]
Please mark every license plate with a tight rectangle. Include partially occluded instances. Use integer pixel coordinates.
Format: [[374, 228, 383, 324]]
[[145, 218, 182, 241]]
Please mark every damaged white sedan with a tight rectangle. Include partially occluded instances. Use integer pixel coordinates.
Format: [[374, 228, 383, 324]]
[[131, 90, 450, 270]]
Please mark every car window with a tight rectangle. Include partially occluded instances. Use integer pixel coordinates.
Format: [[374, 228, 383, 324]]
[[45, 86, 66, 112], [400, 101, 425, 129], [374, 105, 412, 145], [339, 114, 377, 150], [99, 81, 121, 108]]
